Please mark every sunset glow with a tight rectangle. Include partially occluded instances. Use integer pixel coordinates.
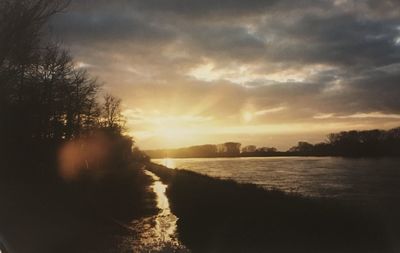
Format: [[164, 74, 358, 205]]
[[51, 0, 400, 150], [123, 107, 400, 149]]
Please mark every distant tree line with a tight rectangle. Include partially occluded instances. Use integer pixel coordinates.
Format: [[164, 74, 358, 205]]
[[146, 142, 242, 158], [146, 127, 400, 159], [145, 142, 280, 159], [288, 127, 400, 157]]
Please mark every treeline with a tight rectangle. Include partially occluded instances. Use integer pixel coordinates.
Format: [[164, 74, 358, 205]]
[[0, 2, 152, 251], [0, 0, 149, 174], [145, 142, 242, 158], [145, 143, 283, 159], [146, 127, 400, 158], [0, 0, 97, 149], [288, 127, 400, 157]]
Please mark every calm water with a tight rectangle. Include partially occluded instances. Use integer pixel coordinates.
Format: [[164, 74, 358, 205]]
[[118, 170, 187, 252], [153, 157, 400, 201]]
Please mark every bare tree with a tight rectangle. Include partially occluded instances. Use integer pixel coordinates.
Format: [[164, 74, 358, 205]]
[[0, 0, 69, 66], [0, 0, 102, 147], [101, 93, 124, 133]]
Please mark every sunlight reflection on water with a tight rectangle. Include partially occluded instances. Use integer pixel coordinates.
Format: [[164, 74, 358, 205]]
[[146, 171, 178, 243], [161, 158, 177, 170], [118, 170, 188, 252]]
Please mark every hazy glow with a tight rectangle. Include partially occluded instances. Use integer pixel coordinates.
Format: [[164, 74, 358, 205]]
[[53, 1, 400, 150], [126, 107, 396, 149], [242, 111, 253, 122]]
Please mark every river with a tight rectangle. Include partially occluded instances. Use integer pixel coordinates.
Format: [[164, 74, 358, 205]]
[[153, 156, 400, 202]]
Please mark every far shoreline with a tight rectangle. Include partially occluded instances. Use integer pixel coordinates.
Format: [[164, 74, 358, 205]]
[[148, 153, 400, 160], [145, 127, 400, 159]]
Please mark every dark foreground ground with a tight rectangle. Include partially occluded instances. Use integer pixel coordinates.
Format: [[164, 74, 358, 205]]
[[2, 159, 399, 253], [0, 162, 157, 253], [147, 162, 400, 253]]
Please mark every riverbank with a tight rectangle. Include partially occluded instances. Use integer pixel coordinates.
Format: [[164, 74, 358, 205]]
[[147, 162, 393, 253]]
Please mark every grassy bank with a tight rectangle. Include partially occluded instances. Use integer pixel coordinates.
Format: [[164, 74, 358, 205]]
[[0, 161, 157, 253], [147, 163, 392, 253]]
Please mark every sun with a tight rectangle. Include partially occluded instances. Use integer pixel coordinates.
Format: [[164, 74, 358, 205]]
[[123, 110, 216, 148], [158, 127, 189, 142], [242, 111, 253, 123]]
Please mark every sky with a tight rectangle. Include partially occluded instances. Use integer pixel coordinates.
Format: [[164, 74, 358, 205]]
[[50, 0, 400, 150]]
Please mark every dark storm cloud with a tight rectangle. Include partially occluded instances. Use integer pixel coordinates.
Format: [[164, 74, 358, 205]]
[[50, 0, 400, 125], [51, 10, 175, 44], [183, 25, 267, 62], [67, 0, 280, 17], [260, 13, 400, 67], [343, 67, 400, 112]]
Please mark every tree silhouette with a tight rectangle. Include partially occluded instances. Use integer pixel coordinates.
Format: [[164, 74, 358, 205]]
[[0, 3, 156, 252], [101, 93, 124, 133], [0, 0, 136, 175], [288, 128, 400, 157], [0, 0, 103, 154]]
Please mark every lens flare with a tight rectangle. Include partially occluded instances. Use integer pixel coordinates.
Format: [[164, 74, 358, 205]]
[[58, 133, 111, 180]]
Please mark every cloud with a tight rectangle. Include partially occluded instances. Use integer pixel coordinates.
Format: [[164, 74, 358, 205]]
[[339, 112, 400, 119], [314, 112, 400, 120], [49, 0, 400, 148]]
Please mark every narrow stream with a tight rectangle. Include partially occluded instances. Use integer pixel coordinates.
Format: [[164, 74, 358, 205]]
[[117, 170, 188, 252]]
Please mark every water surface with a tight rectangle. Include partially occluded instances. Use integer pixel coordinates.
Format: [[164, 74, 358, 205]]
[[154, 157, 400, 202], [117, 170, 187, 252]]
